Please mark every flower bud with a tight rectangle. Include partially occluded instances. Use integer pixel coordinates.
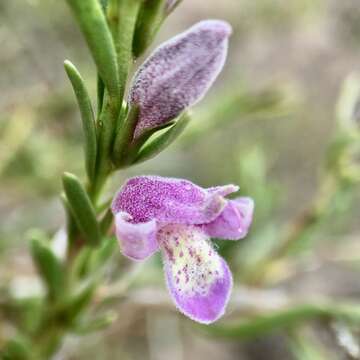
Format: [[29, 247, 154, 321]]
[[129, 20, 232, 139]]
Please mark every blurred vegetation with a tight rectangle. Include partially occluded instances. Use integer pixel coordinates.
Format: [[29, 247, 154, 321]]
[[1, 0, 360, 359]]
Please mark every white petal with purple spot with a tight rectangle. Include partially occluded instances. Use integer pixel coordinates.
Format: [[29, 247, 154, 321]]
[[159, 224, 232, 324], [204, 197, 254, 240]]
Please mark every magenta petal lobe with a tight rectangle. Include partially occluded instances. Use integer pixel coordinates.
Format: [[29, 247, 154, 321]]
[[204, 197, 254, 240], [111, 176, 226, 225], [207, 184, 239, 197], [114, 212, 159, 261], [160, 224, 232, 324]]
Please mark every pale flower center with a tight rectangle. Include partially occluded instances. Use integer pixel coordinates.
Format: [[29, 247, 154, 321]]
[[158, 224, 223, 297]]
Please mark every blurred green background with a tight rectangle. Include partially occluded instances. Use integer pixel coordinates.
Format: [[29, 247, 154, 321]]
[[2, 0, 360, 359]]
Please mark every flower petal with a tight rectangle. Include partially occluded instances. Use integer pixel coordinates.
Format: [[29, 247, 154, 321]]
[[159, 224, 232, 324], [204, 197, 254, 240], [129, 20, 232, 139], [114, 212, 159, 261], [207, 184, 239, 197], [112, 176, 227, 225]]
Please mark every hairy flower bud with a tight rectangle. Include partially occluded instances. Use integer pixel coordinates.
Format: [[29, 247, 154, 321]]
[[129, 20, 232, 139]]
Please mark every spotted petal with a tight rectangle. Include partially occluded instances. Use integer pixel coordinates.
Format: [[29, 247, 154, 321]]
[[204, 197, 254, 240], [114, 212, 159, 261], [112, 176, 227, 225], [159, 224, 232, 324]]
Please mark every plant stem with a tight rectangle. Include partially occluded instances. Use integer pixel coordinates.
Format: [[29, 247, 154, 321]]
[[107, 0, 142, 103], [22, 2, 145, 358], [202, 302, 360, 339]]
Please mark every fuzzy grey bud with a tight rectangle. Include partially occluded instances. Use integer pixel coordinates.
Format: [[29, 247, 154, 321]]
[[129, 20, 232, 139]]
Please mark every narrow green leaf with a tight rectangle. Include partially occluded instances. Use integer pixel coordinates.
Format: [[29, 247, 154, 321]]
[[92, 100, 115, 197], [64, 60, 97, 181], [133, 0, 166, 57], [108, 0, 142, 103], [60, 194, 78, 245], [166, 0, 183, 15], [88, 237, 117, 272], [63, 282, 96, 323], [97, 75, 105, 115], [66, 0, 120, 103], [130, 120, 175, 151], [134, 112, 191, 164], [94, 100, 128, 183], [206, 305, 323, 338], [99, 208, 114, 235], [202, 303, 360, 339], [62, 172, 101, 246], [70, 237, 115, 282], [119, 121, 175, 166], [99, 0, 108, 11], [289, 332, 328, 360], [73, 311, 117, 334], [112, 105, 139, 166], [97, 197, 112, 214], [70, 246, 93, 281], [30, 233, 65, 301], [1, 337, 32, 360]]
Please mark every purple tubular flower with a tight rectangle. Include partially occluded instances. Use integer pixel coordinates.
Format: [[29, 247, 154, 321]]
[[111, 176, 254, 324], [129, 20, 232, 139]]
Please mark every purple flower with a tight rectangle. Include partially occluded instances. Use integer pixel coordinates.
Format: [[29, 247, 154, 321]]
[[129, 20, 232, 139], [111, 176, 254, 324]]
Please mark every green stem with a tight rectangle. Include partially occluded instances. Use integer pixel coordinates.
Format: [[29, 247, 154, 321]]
[[112, 105, 140, 166], [66, 0, 120, 106], [202, 302, 360, 339], [94, 100, 116, 194], [132, 0, 166, 58], [25, 1, 165, 358], [108, 0, 142, 103], [33, 323, 64, 359], [88, 168, 110, 205]]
